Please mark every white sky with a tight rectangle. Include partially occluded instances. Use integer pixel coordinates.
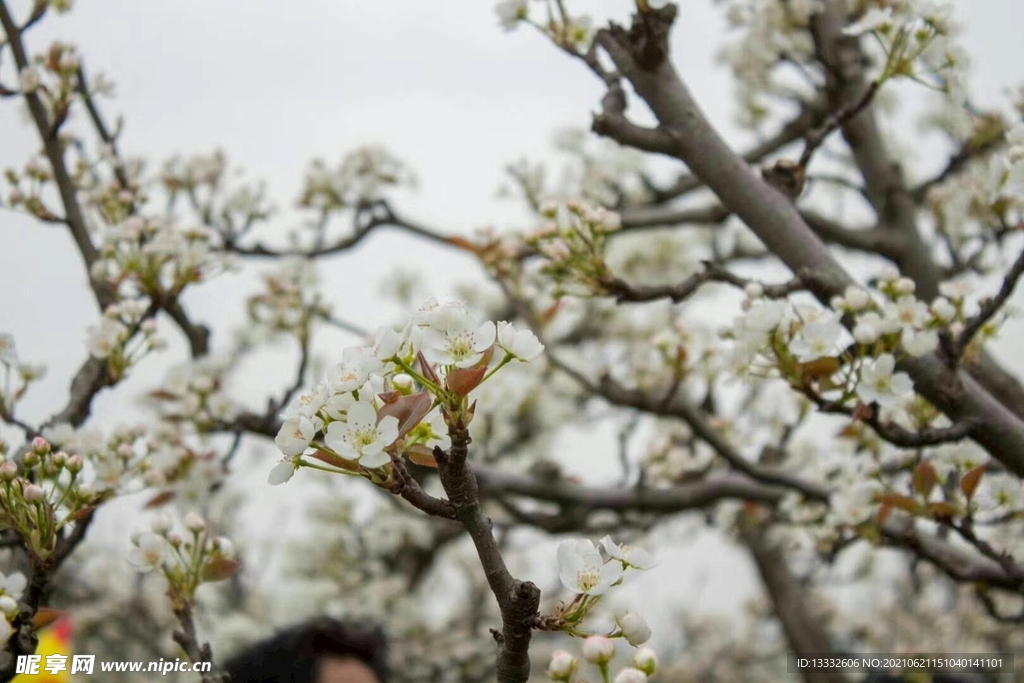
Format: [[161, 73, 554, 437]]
[[2, 0, 1024, 660]]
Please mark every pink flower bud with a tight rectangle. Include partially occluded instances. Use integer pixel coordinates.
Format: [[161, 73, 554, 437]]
[[613, 667, 647, 683], [30, 437, 50, 455], [632, 646, 658, 675], [546, 650, 577, 681], [23, 484, 46, 503], [184, 511, 206, 533], [65, 454, 83, 474], [0, 461, 18, 481]]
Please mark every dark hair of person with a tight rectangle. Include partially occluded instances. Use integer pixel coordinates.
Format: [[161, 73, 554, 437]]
[[222, 617, 388, 683]]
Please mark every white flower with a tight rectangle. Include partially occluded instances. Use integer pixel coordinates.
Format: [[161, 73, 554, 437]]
[[740, 300, 788, 333], [128, 533, 166, 572], [275, 415, 318, 457], [495, 0, 528, 30], [268, 458, 298, 485], [901, 327, 939, 357], [0, 571, 26, 600], [790, 318, 845, 361], [327, 356, 371, 394], [86, 317, 128, 358], [856, 354, 914, 407], [0, 596, 16, 616], [496, 321, 544, 362], [613, 667, 648, 683], [581, 635, 615, 664], [282, 383, 328, 420], [546, 650, 577, 680], [633, 646, 658, 675], [843, 286, 871, 311], [323, 401, 398, 468], [843, 7, 893, 36], [18, 66, 40, 93], [830, 480, 882, 525], [557, 539, 623, 595], [884, 296, 929, 329], [420, 303, 496, 368], [930, 297, 957, 322], [599, 536, 658, 569], [939, 274, 977, 301], [616, 610, 652, 646]]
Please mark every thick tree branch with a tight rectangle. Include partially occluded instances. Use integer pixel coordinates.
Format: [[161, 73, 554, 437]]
[[586, 8, 1024, 476]]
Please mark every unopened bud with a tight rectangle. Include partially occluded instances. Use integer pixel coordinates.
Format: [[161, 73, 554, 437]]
[[581, 635, 615, 665], [633, 646, 658, 675], [23, 484, 46, 503], [0, 461, 18, 481], [65, 454, 83, 474], [546, 650, 577, 681], [31, 436, 51, 456], [184, 511, 206, 533]]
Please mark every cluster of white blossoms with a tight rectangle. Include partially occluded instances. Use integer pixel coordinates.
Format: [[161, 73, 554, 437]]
[[244, 256, 327, 337], [525, 200, 622, 297], [269, 298, 543, 484], [0, 570, 28, 651], [146, 356, 238, 429], [91, 215, 236, 297], [547, 537, 659, 682], [728, 264, 1001, 411], [297, 145, 415, 212]]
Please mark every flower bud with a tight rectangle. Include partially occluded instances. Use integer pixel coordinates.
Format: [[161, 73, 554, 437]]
[[744, 282, 764, 299], [184, 511, 206, 533], [392, 373, 414, 392], [23, 451, 40, 468], [546, 649, 577, 681], [581, 635, 615, 665], [613, 667, 647, 683], [168, 532, 184, 548], [894, 277, 915, 295], [632, 646, 658, 675], [23, 484, 46, 503], [0, 595, 17, 615], [151, 514, 172, 535], [930, 297, 956, 322], [0, 461, 18, 481], [31, 436, 51, 456], [616, 610, 652, 646], [844, 287, 870, 311], [214, 536, 235, 559], [65, 454, 83, 474]]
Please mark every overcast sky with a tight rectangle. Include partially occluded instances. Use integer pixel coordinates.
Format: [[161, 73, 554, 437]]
[[2, 0, 1024, 651]]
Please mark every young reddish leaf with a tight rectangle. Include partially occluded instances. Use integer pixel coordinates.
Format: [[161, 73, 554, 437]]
[[799, 357, 840, 380], [928, 502, 959, 521], [878, 493, 921, 514], [69, 505, 96, 523], [960, 465, 985, 500], [202, 558, 242, 582], [377, 391, 433, 438], [875, 503, 893, 527], [447, 235, 479, 252], [144, 491, 176, 509], [541, 300, 562, 324], [406, 444, 439, 468], [417, 351, 441, 386], [310, 449, 362, 472], [146, 389, 181, 402], [912, 461, 937, 498], [473, 345, 495, 369], [32, 609, 66, 632], [851, 401, 875, 422], [446, 365, 487, 396]]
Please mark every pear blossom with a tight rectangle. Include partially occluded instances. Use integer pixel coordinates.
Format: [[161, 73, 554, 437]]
[[0, 596, 16, 616], [496, 321, 544, 362], [547, 650, 577, 680], [275, 415, 318, 457], [633, 646, 658, 675], [616, 610, 652, 646], [599, 536, 658, 570], [901, 327, 939, 357], [268, 458, 298, 485], [420, 303, 496, 368], [0, 571, 26, 601], [790, 318, 845, 361], [843, 7, 894, 36], [581, 635, 615, 664], [613, 668, 648, 683], [557, 539, 623, 595], [884, 296, 929, 329], [856, 354, 914, 407], [323, 401, 399, 468], [128, 532, 166, 572], [495, 0, 528, 30]]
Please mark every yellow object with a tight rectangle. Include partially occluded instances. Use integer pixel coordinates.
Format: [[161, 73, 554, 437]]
[[12, 617, 72, 682]]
